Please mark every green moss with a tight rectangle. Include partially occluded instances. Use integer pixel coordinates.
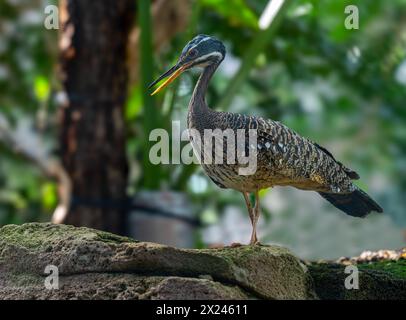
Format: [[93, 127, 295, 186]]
[[200, 244, 289, 263], [358, 260, 406, 279], [0, 223, 136, 251]]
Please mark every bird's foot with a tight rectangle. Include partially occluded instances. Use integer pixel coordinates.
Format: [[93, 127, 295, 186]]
[[248, 239, 262, 246]]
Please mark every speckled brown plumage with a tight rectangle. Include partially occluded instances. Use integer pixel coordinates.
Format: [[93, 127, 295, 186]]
[[190, 110, 357, 193]]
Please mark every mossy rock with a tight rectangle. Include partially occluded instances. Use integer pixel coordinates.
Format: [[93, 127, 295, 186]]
[[358, 260, 406, 279], [0, 223, 316, 300], [309, 260, 406, 300]]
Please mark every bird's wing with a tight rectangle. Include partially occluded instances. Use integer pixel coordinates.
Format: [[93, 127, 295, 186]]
[[312, 142, 360, 180], [253, 116, 356, 192]]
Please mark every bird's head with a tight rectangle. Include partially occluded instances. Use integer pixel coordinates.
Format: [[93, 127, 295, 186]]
[[149, 34, 226, 96]]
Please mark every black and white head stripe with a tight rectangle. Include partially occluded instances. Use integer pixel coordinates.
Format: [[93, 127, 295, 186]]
[[181, 34, 211, 55], [180, 34, 226, 65], [191, 52, 224, 65]]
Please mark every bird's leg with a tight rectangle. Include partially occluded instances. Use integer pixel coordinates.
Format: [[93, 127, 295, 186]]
[[242, 192, 254, 226], [250, 191, 261, 245], [242, 192, 257, 245]]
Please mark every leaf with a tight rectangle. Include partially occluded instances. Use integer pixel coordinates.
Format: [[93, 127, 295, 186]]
[[200, 0, 259, 29], [33, 75, 50, 102], [41, 182, 57, 210], [126, 85, 142, 121]]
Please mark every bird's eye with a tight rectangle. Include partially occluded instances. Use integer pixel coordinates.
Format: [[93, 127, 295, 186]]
[[188, 49, 198, 57]]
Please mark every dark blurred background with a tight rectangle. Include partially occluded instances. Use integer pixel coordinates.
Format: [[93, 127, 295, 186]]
[[0, 0, 405, 259]]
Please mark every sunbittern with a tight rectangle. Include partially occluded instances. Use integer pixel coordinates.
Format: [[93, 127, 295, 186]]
[[149, 35, 383, 245]]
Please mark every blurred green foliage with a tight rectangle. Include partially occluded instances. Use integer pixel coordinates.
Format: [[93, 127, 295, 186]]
[[0, 0, 57, 224], [0, 0, 405, 230]]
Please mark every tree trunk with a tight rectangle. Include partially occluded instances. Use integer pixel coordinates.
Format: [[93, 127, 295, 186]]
[[58, 0, 134, 234]]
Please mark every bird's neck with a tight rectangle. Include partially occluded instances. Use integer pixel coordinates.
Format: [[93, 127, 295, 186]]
[[189, 62, 219, 118]]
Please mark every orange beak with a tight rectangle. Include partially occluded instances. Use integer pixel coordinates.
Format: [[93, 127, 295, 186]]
[[149, 62, 190, 96]]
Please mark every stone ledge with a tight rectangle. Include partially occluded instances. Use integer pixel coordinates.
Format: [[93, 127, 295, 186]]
[[0, 223, 315, 300]]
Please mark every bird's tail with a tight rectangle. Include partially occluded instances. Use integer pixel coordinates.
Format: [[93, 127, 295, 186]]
[[319, 188, 383, 218]]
